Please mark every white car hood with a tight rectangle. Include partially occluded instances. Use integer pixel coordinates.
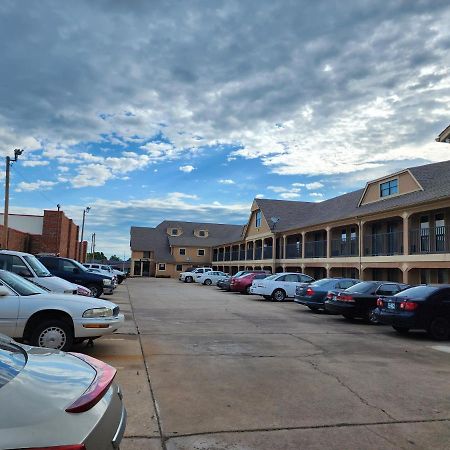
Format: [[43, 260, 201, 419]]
[[35, 292, 118, 310], [32, 276, 76, 293]]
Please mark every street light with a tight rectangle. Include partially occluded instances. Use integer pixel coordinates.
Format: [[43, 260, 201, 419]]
[[3, 149, 24, 249], [78, 206, 91, 261]]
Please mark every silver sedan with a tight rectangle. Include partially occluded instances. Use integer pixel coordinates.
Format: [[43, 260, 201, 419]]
[[0, 334, 126, 449]]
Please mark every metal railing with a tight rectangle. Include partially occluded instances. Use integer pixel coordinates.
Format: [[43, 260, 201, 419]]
[[254, 248, 262, 260], [285, 243, 301, 259], [305, 240, 327, 258], [231, 251, 239, 261], [239, 250, 246, 260], [246, 249, 253, 260], [331, 238, 358, 257], [224, 252, 231, 261], [409, 226, 449, 254], [263, 246, 273, 259], [363, 231, 403, 256]]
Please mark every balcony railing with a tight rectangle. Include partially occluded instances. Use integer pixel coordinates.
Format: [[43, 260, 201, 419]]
[[254, 248, 262, 260], [331, 238, 358, 257], [218, 253, 224, 261], [224, 252, 231, 261], [213, 254, 218, 262], [364, 231, 403, 256], [246, 249, 253, 260], [263, 246, 273, 259], [285, 243, 301, 259], [231, 251, 239, 261], [409, 226, 449, 254], [239, 250, 246, 260], [305, 240, 327, 258]]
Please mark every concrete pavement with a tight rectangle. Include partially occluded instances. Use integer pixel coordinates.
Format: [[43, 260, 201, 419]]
[[83, 278, 450, 449]]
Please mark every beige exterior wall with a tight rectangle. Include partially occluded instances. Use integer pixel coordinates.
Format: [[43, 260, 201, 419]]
[[245, 209, 271, 238], [360, 171, 421, 205], [172, 245, 211, 264]]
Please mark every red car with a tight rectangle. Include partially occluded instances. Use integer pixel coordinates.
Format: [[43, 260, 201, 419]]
[[230, 272, 268, 294]]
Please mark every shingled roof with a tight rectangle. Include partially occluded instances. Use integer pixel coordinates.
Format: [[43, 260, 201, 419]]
[[255, 159, 450, 233], [130, 227, 174, 262]]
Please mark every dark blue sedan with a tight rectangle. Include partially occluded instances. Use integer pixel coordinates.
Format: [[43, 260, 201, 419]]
[[294, 278, 360, 311]]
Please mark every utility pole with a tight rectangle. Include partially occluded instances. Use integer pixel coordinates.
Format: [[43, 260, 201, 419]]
[[3, 149, 23, 249], [78, 206, 91, 262]]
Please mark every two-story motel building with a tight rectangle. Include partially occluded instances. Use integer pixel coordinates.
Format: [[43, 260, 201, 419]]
[[131, 158, 450, 285]]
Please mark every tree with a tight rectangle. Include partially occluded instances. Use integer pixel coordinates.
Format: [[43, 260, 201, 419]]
[[86, 251, 107, 262], [109, 255, 121, 262]]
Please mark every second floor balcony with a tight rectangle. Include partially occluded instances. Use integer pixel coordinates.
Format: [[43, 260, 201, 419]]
[[409, 226, 449, 254], [305, 240, 327, 258], [364, 231, 403, 256], [331, 238, 358, 257]]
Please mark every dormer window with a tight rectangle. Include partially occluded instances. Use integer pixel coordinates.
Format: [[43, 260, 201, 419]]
[[255, 210, 262, 228], [380, 179, 398, 198], [171, 229, 179, 235], [198, 230, 206, 237]]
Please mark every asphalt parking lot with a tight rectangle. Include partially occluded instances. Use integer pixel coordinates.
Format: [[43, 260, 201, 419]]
[[84, 278, 450, 450]]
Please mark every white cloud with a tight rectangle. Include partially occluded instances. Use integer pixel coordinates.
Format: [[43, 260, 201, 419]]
[[15, 180, 57, 192], [280, 192, 301, 199], [22, 160, 49, 167], [305, 182, 324, 190], [218, 179, 235, 184], [179, 165, 195, 173], [309, 192, 324, 197], [255, 193, 264, 198]]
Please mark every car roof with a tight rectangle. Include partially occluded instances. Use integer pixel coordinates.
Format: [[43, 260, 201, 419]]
[[0, 250, 33, 256]]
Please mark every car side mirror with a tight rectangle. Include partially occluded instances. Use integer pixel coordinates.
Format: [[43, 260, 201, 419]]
[[0, 286, 10, 296]]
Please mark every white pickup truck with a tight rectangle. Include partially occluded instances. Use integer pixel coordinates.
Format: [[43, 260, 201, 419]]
[[179, 267, 212, 283]]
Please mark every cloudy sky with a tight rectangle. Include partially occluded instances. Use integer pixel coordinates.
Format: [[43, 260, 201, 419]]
[[1, 0, 449, 257]]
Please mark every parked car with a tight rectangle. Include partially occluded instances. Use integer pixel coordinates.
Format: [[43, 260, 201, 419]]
[[324, 280, 409, 322], [217, 277, 231, 290], [375, 284, 450, 340], [37, 256, 115, 298], [86, 268, 118, 289], [0, 269, 124, 350], [84, 263, 126, 284], [231, 272, 268, 294], [0, 333, 126, 449], [0, 250, 82, 295], [196, 271, 230, 285], [179, 267, 212, 283], [250, 272, 315, 301], [294, 278, 360, 311]]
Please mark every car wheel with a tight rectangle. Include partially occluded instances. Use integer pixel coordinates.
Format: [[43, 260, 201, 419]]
[[185, 276, 193, 283], [367, 309, 379, 325], [393, 326, 410, 335], [263, 295, 272, 300], [31, 319, 74, 351], [88, 285, 102, 298], [245, 286, 251, 295], [204, 279, 212, 286], [308, 305, 320, 312], [428, 317, 450, 341], [272, 289, 286, 302]]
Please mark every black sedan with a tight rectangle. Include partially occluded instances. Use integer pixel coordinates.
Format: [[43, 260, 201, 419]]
[[324, 281, 409, 322], [294, 278, 360, 311], [217, 277, 231, 290], [375, 284, 450, 340]]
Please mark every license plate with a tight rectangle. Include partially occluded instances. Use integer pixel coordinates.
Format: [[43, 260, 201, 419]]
[[387, 302, 395, 310]]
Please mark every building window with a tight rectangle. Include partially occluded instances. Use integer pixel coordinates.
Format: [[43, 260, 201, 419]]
[[158, 263, 166, 271], [198, 249, 205, 256], [176, 264, 183, 271], [420, 216, 430, 252], [179, 248, 186, 255], [380, 179, 398, 197], [255, 210, 262, 228], [198, 230, 206, 237], [171, 229, 178, 235], [435, 213, 446, 252], [341, 229, 347, 242]]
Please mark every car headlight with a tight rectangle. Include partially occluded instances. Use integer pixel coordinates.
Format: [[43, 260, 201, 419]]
[[83, 307, 113, 318], [103, 279, 112, 286]]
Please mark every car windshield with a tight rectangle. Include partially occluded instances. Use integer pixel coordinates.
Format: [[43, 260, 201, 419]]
[[23, 255, 52, 277], [0, 270, 45, 296], [0, 341, 26, 389], [345, 281, 377, 294], [71, 260, 89, 272], [264, 274, 278, 281], [394, 285, 439, 299], [310, 279, 335, 288]]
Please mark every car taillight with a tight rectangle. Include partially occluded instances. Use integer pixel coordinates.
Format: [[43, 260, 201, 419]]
[[306, 288, 314, 296], [376, 298, 384, 307], [400, 301, 418, 311], [65, 353, 116, 413], [12, 446, 86, 450], [339, 294, 354, 303]]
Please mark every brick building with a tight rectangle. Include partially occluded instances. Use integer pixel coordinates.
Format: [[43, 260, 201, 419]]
[[0, 210, 87, 261]]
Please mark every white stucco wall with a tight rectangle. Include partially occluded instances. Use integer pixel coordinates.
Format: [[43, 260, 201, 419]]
[[0, 213, 44, 234]]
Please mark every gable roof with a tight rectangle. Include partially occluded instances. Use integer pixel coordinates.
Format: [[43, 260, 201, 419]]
[[158, 220, 244, 246], [254, 159, 450, 233], [436, 124, 450, 143], [130, 227, 173, 262]]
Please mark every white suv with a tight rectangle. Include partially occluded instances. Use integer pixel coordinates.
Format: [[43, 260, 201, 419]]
[[179, 267, 212, 283]]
